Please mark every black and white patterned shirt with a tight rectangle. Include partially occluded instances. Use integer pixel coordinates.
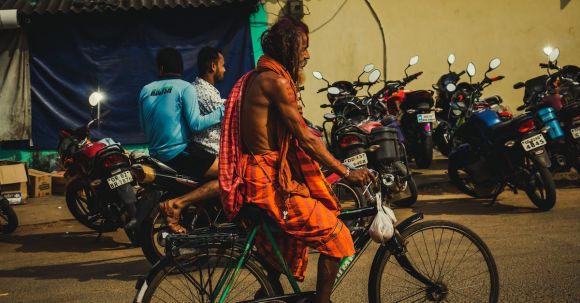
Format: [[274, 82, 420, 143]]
[[191, 77, 224, 155]]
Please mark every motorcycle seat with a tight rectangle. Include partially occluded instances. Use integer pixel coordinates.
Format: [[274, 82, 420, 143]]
[[557, 102, 580, 121], [490, 114, 531, 138], [150, 157, 178, 176]]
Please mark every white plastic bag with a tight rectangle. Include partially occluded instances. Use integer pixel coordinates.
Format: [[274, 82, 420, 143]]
[[368, 191, 397, 243]]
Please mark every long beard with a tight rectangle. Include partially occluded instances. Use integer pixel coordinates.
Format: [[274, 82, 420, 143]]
[[297, 69, 306, 86]]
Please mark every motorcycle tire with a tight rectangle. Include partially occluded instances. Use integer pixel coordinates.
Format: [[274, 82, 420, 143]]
[[0, 201, 18, 234], [523, 156, 557, 211], [392, 162, 418, 207], [433, 122, 451, 157], [414, 135, 433, 169], [66, 179, 118, 232], [448, 161, 479, 198]]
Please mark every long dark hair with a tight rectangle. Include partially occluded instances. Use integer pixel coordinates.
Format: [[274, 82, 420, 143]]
[[261, 17, 309, 82]]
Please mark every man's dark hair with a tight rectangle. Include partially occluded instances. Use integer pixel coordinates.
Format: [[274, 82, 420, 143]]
[[156, 48, 183, 75], [197, 47, 223, 75], [261, 17, 309, 82]]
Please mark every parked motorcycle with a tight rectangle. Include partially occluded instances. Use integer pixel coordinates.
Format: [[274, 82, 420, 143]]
[[433, 54, 465, 156], [314, 66, 418, 207], [514, 47, 580, 174], [57, 92, 139, 244], [129, 152, 224, 264], [379, 56, 436, 168], [0, 190, 18, 234], [448, 59, 557, 210]]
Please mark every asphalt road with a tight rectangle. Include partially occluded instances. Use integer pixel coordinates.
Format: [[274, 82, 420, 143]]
[[1, 177, 579, 302]]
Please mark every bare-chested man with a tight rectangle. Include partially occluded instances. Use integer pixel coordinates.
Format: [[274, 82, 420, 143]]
[[219, 18, 374, 303]]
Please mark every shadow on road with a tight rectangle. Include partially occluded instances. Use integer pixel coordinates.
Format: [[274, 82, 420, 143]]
[[411, 197, 540, 216], [1, 231, 132, 253], [0, 256, 149, 282]]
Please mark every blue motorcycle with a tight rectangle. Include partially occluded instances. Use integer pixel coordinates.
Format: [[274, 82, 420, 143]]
[[448, 59, 556, 210]]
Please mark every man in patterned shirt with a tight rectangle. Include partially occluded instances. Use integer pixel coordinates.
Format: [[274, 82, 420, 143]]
[[191, 47, 226, 155]]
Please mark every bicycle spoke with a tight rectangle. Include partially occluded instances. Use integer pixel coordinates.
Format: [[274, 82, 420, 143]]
[[436, 230, 456, 281], [410, 235, 432, 278], [392, 288, 426, 303]]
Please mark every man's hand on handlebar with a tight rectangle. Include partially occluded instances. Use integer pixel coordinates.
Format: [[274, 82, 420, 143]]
[[345, 168, 375, 186]]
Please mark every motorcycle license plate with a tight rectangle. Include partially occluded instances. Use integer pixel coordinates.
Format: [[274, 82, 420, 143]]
[[521, 134, 547, 152], [417, 112, 436, 123], [343, 153, 368, 168], [107, 170, 133, 189], [571, 126, 580, 139]]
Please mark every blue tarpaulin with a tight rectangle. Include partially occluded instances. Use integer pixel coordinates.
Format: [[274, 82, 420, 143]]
[[27, 4, 255, 148]]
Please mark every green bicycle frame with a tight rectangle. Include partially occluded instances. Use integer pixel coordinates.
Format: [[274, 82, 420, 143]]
[[213, 208, 373, 303]]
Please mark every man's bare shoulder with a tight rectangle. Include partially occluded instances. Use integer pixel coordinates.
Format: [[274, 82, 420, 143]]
[[255, 71, 292, 101]]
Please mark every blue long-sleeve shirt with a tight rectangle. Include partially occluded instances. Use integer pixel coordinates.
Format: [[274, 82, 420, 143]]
[[139, 78, 224, 162]]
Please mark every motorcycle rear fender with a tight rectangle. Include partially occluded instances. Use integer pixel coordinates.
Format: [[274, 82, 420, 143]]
[[528, 147, 552, 168]]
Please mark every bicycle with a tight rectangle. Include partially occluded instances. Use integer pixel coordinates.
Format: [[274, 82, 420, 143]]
[[134, 185, 499, 303]]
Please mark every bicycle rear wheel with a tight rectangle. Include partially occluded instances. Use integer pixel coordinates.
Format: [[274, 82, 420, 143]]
[[369, 220, 499, 303], [140, 245, 274, 303]]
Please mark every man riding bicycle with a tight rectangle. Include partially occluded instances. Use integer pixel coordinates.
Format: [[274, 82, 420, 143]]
[[219, 18, 374, 303]]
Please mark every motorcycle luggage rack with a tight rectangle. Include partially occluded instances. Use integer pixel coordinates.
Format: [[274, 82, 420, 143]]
[[165, 230, 241, 257]]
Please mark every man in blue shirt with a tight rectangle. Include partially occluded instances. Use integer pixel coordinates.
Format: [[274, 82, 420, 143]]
[[139, 48, 224, 233]]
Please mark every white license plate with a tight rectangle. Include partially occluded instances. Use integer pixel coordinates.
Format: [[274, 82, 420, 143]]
[[417, 112, 436, 123], [343, 153, 368, 168], [521, 134, 547, 151], [107, 170, 133, 189], [571, 127, 580, 139]]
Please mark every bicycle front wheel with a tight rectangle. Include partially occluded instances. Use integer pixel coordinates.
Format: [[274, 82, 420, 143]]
[[140, 245, 275, 303], [369, 220, 499, 303]]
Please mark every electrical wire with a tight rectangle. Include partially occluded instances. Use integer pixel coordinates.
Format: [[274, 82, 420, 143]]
[[310, 0, 349, 34]]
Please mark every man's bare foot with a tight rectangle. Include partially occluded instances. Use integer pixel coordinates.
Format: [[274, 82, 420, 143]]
[[160, 200, 186, 233]]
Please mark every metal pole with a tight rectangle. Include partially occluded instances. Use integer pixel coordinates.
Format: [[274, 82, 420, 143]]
[[363, 0, 387, 78]]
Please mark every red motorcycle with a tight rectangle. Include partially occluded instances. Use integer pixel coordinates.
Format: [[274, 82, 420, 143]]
[[57, 92, 139, 244]]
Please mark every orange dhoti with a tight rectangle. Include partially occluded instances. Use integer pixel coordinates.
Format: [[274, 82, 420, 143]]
[[242, 151, 355, 281]]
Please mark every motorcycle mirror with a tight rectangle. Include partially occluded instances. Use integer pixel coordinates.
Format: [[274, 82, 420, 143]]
[[467, 62, 476, 77], [488, 58, 501, 71], [447, 54, 456, 65], [543, 46, 553, 57], [409, 55, 419, 66], [323, 113, 336, 121], [327, 87, 341, 95], [548, 48, 560, 63], [363, 64, 375, 73], [89, 91, 104, 107], [446, 83, 457, 92], [312, 71, 323, 80], [368, 69, 381, 83]]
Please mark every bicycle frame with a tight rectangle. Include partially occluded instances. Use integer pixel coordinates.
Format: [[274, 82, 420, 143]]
[[211, 209, 428, 303]]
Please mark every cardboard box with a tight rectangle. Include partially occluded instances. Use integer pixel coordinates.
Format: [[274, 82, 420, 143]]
[[0, 161, 28, 201], [28, 169, 52, 198], [51, 171, 67, 195]]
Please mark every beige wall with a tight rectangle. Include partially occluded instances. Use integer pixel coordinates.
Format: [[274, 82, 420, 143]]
[[265, 0, 580, 124]]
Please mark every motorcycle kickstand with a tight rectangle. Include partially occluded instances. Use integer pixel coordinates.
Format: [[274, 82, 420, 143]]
[[488, 182, 507, 207], [96, 232, 103, 242]]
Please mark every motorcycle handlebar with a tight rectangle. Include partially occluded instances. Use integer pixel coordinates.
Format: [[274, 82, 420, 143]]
[[404, 71, 423, 83], [317, 87, 328, 93], [489, 75, 505, 82], [457, 70, 466, 77]]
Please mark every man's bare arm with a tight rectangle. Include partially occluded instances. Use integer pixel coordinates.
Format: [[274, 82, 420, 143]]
[[264, 75, 348, 176]]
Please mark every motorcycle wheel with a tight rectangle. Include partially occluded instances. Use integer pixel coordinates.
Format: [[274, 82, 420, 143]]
[[140, 202, 218, 264], [433, 122, 451, 157], [66, 179, 118, 232], [414, 135, 433, 169], [448, 161, 479, 198], [0, 201, 18, 234], [523, 156, 557, 211], [391, 161, 418, 207]]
